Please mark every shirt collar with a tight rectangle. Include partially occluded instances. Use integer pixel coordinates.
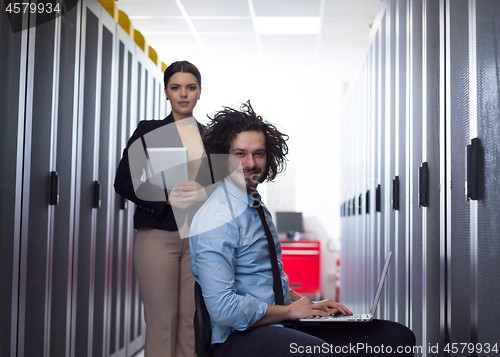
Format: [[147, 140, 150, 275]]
[[223, 179, 260, 207]]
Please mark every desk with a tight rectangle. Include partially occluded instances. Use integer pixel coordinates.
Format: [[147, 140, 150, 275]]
[[280, 240, 321, 300]]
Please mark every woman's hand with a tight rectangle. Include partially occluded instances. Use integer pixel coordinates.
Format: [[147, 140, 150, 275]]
[[288, 297, 353, 320], [168, 181, 207, 209]]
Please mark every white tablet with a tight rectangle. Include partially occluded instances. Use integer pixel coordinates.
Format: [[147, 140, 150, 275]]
[[147, 147, 189, 191]]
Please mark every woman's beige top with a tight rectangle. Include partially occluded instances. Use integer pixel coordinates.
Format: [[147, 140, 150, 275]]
[[175, 116, 204, 180]]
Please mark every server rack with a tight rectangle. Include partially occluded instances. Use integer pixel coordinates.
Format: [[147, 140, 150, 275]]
[[475, 0, 500, 347], [1, 0, 163, 355], [71, 1, 106, 355], [18, 7, 59, 357], [386, 0, 397, 323], [341, 1, 500, 356], [0, 6, 29, 357], [395, 0, 409, 327], [445, 0, 474, 349], [408, 0, 424, 352], [50, 2, 81, 356]]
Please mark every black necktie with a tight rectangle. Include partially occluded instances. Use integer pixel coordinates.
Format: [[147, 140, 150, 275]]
[[252, 200, 284, 306]]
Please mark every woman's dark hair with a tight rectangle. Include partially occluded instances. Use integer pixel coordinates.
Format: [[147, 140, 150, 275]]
[[203, 101, 289, 182], [163, 60, 201, 88]]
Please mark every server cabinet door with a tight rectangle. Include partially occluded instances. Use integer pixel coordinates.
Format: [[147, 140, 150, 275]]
[[445, 0, 474, 349], [125, 42, 146, 357], [385, 2, 398, 322], [50, 0, 81, 354], [109, 26, 139, 357], [366, 42, 377, 314], [109, 31, 128, 357], [71, 0, 104, 355], [408, 0, 424, 352], [0, 5, 28, 357], [375, 17, 387, 319], [395, 0, 409, 328], [422, 0, 446, 353], [93, 9, 117, 357], [18, 9, 58, 357], [475, 0, 500, 347]]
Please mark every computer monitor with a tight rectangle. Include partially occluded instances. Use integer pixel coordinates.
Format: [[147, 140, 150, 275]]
[[275, 211, 303, 238]]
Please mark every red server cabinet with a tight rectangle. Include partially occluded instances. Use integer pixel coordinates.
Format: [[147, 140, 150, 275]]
[[280, 241, 321, 299]]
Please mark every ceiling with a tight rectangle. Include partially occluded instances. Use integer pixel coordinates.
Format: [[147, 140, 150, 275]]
[[115, 0, 382, 84]]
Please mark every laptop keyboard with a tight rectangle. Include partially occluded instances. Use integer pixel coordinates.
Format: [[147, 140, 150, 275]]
[[302, 314, 371, 322]]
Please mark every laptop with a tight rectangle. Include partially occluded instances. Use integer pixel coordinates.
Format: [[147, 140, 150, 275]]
[[300, 251, 392, 322], [146, 147, 189, 191]]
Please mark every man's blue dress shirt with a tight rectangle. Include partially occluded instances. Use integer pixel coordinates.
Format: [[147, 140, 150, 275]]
[[189, 179, 292, 345]]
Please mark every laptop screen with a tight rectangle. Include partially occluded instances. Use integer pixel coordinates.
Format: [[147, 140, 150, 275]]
[[369, 251, 393, 316]]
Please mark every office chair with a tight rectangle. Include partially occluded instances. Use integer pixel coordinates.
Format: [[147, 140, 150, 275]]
[[194, 281, 213, 357]]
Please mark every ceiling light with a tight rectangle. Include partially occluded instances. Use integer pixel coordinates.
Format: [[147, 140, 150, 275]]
[[254, 17, 321, 35]]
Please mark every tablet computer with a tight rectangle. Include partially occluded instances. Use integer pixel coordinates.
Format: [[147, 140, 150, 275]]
[[147, 147, 189, 191]]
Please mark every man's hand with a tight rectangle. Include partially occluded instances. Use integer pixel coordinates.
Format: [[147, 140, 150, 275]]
[[252, 297, 352, 328], [168, 181, 207, 209], [288, 297, 353, 320]]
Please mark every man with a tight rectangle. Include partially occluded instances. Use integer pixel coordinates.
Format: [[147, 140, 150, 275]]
[[189, 101, 415, 356]]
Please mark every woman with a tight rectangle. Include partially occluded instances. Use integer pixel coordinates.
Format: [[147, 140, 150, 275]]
[[114, 61, 211, 357]]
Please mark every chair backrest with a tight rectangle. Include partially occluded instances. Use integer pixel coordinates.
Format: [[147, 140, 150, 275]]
[[194, 281, 213, 357]]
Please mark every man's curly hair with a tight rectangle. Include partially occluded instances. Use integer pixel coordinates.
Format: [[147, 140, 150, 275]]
[[203, 101, 289, 182]]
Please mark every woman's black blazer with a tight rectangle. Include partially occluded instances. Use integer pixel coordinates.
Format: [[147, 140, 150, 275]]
[[114, 113, 213, 231]]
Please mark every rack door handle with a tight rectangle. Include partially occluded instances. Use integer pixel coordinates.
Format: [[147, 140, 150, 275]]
[[375, 184, 381, 212], [366, 190, 370, 214], [393, 176, 400, 210], [49, 171, 59, 206], [419, 162, 428, 207], [120, 196, 128, 210], [93, 181, 101, 209], [466, 138, 479, 200]]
